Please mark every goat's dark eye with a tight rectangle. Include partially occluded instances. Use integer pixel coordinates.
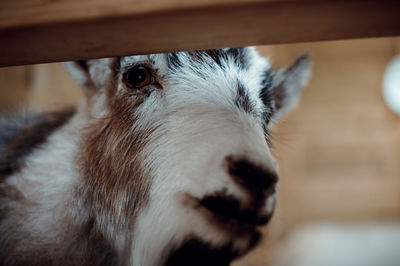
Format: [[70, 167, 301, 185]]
[[124, 66, 151, 88]]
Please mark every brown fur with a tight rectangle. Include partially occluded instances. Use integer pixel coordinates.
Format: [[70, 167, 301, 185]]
[[0, 58, 154, 265], [75, 58, 155, 264], [78, 110, 153, 232], [80, 58, 152, 224]]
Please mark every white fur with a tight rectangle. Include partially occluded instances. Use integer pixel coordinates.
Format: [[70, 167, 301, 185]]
[[121, 48, 280, 265]]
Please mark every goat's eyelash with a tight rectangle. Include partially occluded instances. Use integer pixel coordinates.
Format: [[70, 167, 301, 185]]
[[122, 62, 151, 74]]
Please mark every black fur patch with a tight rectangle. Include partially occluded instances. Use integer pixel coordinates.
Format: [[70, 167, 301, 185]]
[[77, 60, 89, 71], [168, 48, 250, 71], [0, 108, 76, 178], [165, 233, 260, 266], [165, 238, 232, 266], [226, 48, 248, 69], [0, 114, 36, 157], [260, 70, 276, 124], [167, 53, 183, 69], [235, 82, 253, 113], [189, 50, 226, 67]]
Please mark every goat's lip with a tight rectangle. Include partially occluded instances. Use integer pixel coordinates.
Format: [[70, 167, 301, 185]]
[[164, 233, 261, 266], [164, 238, 232, 266], [182, 193, 270, 237]]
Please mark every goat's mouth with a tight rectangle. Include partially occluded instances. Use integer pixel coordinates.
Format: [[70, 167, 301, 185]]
[[183, 191, 273, 231], [164, 233, 260, 266], [168, 192, 269, 266], [199, 193, 273, 227]]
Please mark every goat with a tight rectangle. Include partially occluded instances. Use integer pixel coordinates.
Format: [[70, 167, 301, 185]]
[[0, 47, 310, 266]]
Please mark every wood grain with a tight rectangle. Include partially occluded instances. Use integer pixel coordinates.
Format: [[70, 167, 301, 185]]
[[1, 37, 400, 266], [0, 0, 400, 66]]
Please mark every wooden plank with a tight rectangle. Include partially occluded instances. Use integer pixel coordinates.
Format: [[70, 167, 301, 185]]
[[0, 0, 400, 66]]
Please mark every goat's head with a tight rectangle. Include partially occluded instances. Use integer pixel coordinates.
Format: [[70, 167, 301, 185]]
[[65, 47, 310, 266]]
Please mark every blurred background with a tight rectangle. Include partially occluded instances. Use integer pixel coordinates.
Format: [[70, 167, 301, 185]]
[[1, 37, 399, 265]]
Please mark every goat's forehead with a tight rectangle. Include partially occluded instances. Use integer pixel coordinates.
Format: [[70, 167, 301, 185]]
[[118, 48, 270, 109], [119, 48, 269, 76]]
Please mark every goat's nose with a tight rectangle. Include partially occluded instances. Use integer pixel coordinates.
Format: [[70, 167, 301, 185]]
[[194, 156, 278, 226], [224, 156, 278, 193]]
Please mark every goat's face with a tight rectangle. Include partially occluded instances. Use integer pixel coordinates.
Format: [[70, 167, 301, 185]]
[[66, 48, 310, 266]]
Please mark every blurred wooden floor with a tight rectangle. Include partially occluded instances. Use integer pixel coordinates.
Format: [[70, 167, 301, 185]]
[[0, 37, 399, 265]]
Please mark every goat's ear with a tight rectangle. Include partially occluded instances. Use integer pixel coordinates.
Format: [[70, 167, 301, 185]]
[[64, 59, 113, 96], [64, 60, 96, 94], [261, 53, 311, 121]]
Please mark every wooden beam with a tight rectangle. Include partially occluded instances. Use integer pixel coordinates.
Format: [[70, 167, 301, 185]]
[[0, 0, 400, 66]]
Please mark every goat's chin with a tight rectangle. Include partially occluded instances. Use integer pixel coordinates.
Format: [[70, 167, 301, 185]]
[[163, 230, 261, 266]]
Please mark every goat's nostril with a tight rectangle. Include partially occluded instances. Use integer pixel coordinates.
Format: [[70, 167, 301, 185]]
[[225, 156, 278, 192]]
